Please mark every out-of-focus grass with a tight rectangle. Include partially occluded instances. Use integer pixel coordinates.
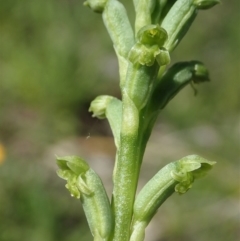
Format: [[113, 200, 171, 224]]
[[0, 0, 239, 241]]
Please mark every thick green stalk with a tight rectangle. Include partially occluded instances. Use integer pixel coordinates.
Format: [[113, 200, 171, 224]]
[[111, 123, 153, 241], [112, 61, 159, 240], [111, 92, 142, 241]]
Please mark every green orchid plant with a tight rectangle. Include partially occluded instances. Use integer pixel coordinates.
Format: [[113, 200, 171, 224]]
[[56, 1, 220, 240]]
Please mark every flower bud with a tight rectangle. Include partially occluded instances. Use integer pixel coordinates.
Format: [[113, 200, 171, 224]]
[[192, 61, 210, 83], [89, 95, 113, 119], [83, 0, 108, 13], [194, 0, 220, 9]]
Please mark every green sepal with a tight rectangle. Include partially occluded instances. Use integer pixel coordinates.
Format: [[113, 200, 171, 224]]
[[137, 25, 168, 48]]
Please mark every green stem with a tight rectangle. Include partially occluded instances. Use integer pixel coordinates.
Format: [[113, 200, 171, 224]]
[[111, 95, 142, 241], [111, 61, 160, 240]]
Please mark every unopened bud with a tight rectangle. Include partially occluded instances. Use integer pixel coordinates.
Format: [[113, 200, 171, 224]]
[[84, 0, 108, 13], [192, 61, 210, 83], [89, 95, 113, 119], [194, 0, 220, 9]]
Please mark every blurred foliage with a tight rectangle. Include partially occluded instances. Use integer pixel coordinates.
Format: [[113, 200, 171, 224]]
[[0, 0, 239, 241]]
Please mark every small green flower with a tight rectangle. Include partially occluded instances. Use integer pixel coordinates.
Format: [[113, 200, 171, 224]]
[[129, 25, 169, 66], [172, 155, 216, 194], [57, 156, 113, 240], [56, 156, 90, 198], [89, 95, 113, 119], [137, 25, 168, 47]]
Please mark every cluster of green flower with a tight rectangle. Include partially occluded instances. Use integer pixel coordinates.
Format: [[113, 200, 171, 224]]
[[57, 1, 220, 240]]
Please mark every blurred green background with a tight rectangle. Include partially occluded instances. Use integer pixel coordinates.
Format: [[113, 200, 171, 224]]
[[0, 1, 239, 241]]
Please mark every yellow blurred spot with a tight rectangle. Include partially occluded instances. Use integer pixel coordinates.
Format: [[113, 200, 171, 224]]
[[0, 144, 6, 164]]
